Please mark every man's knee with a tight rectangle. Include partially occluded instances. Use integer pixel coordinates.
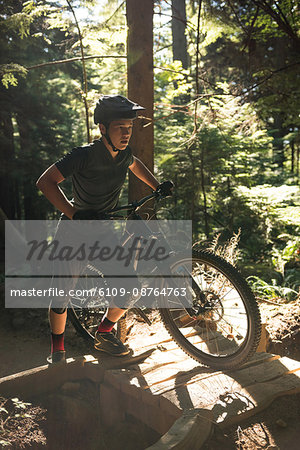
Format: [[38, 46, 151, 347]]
[[50, 307, 67, 314]]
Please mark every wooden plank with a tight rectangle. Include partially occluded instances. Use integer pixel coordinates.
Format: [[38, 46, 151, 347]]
[[123, 346, 300, 423], [147, 408, 213, 450], [215, 371, 300, 428], [227, 355, 300, 388]]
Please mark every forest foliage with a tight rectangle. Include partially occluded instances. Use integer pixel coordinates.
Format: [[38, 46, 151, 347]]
[[0, 0, 299, 298]]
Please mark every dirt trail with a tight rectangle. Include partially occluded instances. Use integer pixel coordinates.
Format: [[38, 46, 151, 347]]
[[0, 307, 89, 378], [1, 295, 300, 449]]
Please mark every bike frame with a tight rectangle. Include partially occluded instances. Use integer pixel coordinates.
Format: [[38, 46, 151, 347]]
[[102, 192, 196, 315]]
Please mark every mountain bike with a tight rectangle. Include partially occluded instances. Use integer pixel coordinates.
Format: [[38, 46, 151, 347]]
[[69, 192, 261, 370]]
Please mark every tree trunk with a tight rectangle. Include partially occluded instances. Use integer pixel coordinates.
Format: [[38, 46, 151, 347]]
[[16, 116, 39, 220], [0, 110, 16, 219], [171, 0, 188, 69], [200, 147, 209, 238], [126, 0, 154, 207], [272, 114, 285, 169], [291, 140, 294, 173]]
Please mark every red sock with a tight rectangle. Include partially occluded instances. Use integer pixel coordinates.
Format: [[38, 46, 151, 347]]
[[97, 317, 115, 333], [51, 332, 65, 353]]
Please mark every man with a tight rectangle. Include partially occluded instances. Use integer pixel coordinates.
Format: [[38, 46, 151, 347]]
[[36, 95, 172, 363]]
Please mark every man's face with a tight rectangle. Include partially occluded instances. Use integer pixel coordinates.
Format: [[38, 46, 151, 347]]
[[106, 119, 133, 151]]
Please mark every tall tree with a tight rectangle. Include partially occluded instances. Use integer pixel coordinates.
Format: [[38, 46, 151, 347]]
[[171, 0, 188, 69], [126, 0, 154, 204], [0, 91, 15, 218], [0, 0, 86, 219]]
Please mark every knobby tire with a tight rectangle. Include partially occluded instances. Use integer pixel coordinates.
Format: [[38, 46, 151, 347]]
[[159, 249, 261, 369]]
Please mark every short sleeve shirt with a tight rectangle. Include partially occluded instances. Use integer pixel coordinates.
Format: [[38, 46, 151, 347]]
[[55, 139, 133, 212]]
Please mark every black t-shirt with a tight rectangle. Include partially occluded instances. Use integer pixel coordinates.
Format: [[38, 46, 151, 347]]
[[55, 139, 133, 212]]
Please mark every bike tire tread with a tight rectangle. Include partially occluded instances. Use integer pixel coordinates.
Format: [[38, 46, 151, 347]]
[[159, 249, 262, 370]]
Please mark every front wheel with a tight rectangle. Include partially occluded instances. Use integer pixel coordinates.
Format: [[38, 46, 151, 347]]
[[159, 250, 262, 369]]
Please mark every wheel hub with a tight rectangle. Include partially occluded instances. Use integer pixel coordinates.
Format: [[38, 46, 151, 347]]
[[193, 290, 224, 320]]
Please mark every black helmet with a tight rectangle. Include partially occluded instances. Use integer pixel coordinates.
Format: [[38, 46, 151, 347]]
[[94, 95, 145, 125]]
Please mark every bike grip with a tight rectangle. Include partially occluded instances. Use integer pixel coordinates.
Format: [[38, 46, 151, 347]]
[[156, 180, 174, 197]]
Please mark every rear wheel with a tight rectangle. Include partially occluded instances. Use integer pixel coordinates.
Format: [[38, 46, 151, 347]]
[[68, 264, 127, 344], [159, 250, 261, 369]]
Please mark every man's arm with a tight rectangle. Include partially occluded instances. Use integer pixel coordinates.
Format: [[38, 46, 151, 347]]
[[128, 157, 159, 190], [36, 164, 77, 219]]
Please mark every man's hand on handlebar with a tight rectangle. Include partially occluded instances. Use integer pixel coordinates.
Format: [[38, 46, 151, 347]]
[[155, 180, 174, 198], [72, 183, 174, 219]]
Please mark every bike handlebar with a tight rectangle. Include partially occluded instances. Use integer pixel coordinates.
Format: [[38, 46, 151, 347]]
[[106, 191, 160, 214]]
